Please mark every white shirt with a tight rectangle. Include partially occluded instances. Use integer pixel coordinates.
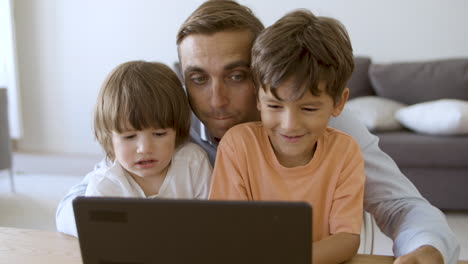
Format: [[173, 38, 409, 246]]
[[59, 142, 212, 237]]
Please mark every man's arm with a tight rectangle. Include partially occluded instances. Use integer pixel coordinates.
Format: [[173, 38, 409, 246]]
[[55, 174, 89, 237], [55, 158, 108, 237], [329, 109, 460, 264]]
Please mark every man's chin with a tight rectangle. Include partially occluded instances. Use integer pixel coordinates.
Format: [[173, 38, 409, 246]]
[[207, 123, 236, 140], [201, 116, 243, 139]]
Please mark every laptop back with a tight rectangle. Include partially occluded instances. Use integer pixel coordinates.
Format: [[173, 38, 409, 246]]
[[73, 197, 312, 264]]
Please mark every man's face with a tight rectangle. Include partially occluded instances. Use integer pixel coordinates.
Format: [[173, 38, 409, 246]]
[[178, 30, 260, 139], [257, 79, 348, 167]]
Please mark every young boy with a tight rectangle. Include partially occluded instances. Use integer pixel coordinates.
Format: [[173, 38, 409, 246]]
[[85, 61, 212, 201], [209, 10, 365, 264]]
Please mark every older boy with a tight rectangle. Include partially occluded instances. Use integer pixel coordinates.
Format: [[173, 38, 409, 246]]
[[209, 9, 364, 263]]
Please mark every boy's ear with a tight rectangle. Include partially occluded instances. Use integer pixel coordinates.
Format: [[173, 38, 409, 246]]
[[256, 86, 263, 112], [332, 87, 349, 117], [256, 97, 261, 112]]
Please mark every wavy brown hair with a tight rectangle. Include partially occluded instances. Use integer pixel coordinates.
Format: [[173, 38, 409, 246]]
[[252, 9, 354, 103], [94, 61, 190, 160], [176, 0, 264, 45]]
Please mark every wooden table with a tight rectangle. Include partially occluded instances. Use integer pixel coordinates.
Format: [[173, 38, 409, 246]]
[[0, 227, 466, 264]]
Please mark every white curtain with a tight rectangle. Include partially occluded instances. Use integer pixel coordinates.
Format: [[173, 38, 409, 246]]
[[0, 0, 22, 139]]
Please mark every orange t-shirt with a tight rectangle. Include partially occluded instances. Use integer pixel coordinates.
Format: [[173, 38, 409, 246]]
[[209, 122, 365, 242]]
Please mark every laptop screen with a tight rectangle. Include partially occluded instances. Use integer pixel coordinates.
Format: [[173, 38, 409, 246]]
[[74, 197, 312, 264]]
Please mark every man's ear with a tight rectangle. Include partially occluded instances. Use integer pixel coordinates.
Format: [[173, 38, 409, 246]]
[[332, 87, 349, 117]]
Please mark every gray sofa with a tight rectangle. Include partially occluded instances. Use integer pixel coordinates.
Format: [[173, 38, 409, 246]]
[[347, 58, 468, 211]]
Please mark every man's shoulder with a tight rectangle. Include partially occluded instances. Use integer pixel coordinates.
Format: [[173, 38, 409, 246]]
[[323, 127, 361, 152]]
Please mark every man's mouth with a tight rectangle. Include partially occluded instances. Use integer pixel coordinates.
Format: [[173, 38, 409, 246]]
[[211, 116, 233, 120]]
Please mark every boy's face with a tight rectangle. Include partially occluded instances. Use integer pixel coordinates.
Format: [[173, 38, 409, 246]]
[[257, 79, 348, 167], [111, 127, 176, 180], [178, 30, 260, 140]]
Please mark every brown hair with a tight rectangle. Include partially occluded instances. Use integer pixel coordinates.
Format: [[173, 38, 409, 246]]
[[176, 0, 264, 45], [94, 61, 190, 160], [252, 9, 354, 103]]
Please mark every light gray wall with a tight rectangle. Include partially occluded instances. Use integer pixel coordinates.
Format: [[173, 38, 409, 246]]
[[13, 0, 468, 155]]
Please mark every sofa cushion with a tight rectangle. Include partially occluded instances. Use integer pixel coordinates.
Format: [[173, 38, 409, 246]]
[[376, 131, 468, 168], [395, 99, 468, 135], [369, 58, 468, 105], [347, 57, 375, 99], [345, 96, 406, 131]]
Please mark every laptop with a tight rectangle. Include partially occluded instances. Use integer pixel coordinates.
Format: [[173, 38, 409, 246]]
[[73, 197, 312, 264]]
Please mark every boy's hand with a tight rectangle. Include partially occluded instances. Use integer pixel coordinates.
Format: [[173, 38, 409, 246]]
[[394, 245, 443, 264]]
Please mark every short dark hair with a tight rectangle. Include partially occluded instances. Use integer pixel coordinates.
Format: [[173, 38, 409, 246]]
[[252, 9, 354, 103], [94, 61, 190, 160], [176, 0, 264, 45]]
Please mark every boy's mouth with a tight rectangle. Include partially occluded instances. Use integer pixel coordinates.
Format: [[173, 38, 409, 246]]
[[135, 159, 158, 168], [280, 134, 304, 143]]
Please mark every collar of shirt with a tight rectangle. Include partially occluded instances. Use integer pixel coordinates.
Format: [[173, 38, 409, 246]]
[[192, 113, 219, 147]]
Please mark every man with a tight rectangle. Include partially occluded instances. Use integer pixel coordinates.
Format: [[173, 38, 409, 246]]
[[175, 1, 459, 264], [56, 0, 459, 263]]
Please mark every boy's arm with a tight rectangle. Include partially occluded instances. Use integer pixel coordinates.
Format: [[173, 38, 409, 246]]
[[329, 109, 460, 264], [313, 233, 360, 264]]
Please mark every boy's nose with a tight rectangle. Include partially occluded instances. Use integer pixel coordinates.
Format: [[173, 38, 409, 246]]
[[210, 80, 229, 109], [281, 111, 301, 131], [137, 137, 154, 154]]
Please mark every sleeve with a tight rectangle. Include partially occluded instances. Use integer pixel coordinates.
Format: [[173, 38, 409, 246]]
[[329, 109, 460, 264], [55, 173, 89, 237], [329, 140, 365, 235], [208, 133, 250, 200], [55, 158, 109, 237]]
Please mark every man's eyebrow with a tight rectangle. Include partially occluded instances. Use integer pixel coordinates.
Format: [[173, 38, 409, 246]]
[[224, 61, 250, 71], [183, 66, 205, 77]]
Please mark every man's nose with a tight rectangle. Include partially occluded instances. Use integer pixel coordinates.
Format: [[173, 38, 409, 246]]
[[136, 136, 153, 154], [210, 80, 229, 109]]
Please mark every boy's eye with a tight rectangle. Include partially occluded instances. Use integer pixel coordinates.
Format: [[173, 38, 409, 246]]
[[123, 134, 136, 139], [303, 107, 318, 112], [267, 104, 282, 109], [153, 132, 167, 137]]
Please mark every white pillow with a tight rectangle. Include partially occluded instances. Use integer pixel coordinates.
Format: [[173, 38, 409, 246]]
[[345, 96, 406, 131], [395, 99, 468, 135]]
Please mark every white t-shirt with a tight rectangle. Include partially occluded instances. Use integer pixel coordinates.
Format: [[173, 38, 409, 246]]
[[85, 142, 212, 199]]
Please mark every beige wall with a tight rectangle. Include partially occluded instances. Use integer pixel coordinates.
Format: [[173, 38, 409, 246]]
[[13, 0, 468, 155]]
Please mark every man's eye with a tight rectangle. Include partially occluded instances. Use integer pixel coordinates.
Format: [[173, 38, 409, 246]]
[[228, 73, 245, 82], [189, 74, 208, 84]]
